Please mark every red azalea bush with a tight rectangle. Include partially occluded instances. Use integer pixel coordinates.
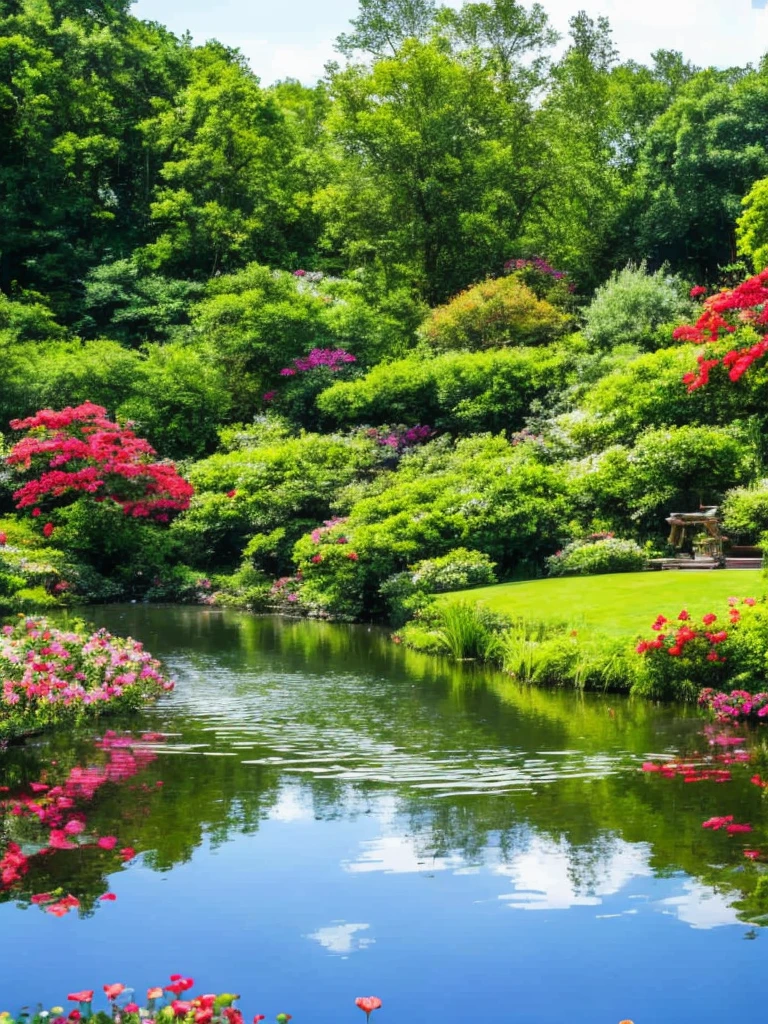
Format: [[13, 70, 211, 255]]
[[0, 616, 174, 740], [674, 270, 768, 390], [7, 403, 193, 524], [634, 598, 767, 700]]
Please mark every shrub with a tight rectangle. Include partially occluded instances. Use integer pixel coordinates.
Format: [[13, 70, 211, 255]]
[[0, 616, 173, 740], [583, 263, 693, 351], [175, 425, 381, 573], [293, 436, 571, 619], [411, 548, 496, 592], [722, 484, 768, 543], [547, 537, 648, 577], [317, 346, 569, 434], [419, 275, 569, 351], [431, 601, 506, 660]]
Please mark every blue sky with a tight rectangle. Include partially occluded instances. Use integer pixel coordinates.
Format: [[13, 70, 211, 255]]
[[132, 0, 768, 84]]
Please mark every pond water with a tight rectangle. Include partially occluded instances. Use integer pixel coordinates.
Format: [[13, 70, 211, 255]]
[[2, 606, 767, 1023]]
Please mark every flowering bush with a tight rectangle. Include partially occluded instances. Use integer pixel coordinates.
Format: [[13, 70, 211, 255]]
[[0, 617, 173, 740], [364, 425, 435, 452], [279, 347, 356, 376], [547, 537, 648, 577], [634, 598, 767, 700], [699, 689, 768, 723], [8, 403, 193, 524], [674, 268, 768, 390]]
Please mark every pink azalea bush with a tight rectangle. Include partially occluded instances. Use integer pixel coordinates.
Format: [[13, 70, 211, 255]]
[[0, 617, 173, 739], [699, 688, 768, 723]]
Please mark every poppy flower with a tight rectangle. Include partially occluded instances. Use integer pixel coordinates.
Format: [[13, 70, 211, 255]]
[[67, 993, 93, 1004], [125, 1005, 140, 1014], [355, 998, 382, 1019], [195, 1011, 213, 1024], [147, 988, 164, 1001], [171, 1002, 192, 1017], [69, 1011, 82, 1021], [104, 985, 125, 1001]]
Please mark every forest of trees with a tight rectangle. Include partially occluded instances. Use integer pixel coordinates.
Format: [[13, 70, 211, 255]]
[[3, 0, 768, 621]]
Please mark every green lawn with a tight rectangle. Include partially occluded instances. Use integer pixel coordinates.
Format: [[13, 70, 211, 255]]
[[438, 571, 765, 637]]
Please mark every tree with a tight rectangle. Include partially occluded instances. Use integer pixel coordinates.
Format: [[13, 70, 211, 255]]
[[623, 65, 768, 279], [139, 43, 304, 278], [335, 0, 438, 58]]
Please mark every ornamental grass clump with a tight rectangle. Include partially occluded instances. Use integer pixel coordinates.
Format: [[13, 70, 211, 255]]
[[0, 617, 174, 739]]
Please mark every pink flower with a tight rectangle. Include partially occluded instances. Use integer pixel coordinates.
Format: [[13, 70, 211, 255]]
[[31, 507, 41, 518], [43, 521, 54, 538], [690, 285, 708, 298], [120, 846, 136, 861], [68, 993, 94, 1004], [97, 835, 117, 850], [702, 816, 734, 830], [104, 984, 126, 1001], [226, 490, 237, 499], [702, 613, 717, 626], [99, 892, 117, 901], [726, 822, 753, 833], [125, 1004, 140, 1014], [744, 850, 761, 860]]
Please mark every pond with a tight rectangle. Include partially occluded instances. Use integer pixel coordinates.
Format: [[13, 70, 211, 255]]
[[1, 606, 767, 1022]]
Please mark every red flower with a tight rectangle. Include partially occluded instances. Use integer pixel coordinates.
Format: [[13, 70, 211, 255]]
[[125, 1005, 140, 1014], [311, 554, 323, 564], [253, 1018, 266, 1023], [42, 522, 54, 538], [668, 646, 682, 657], [726, 822, 753, 833], [690, 285, 707, 298], [104, 984, 126, 1001], [227, 490, 237, 498], [347, 551, 359, 561], [677, 609, 690, 621], [702, 613, 717, 625], [171, 1002, 192, 1017], [99, 892, 117, 901], [97, 835, 117, 850], [744, 850, 761, 860], [69, 1012, 82, 1021], [68, 993, 94, 1004], [702, 816, 734, 830], [355, 997, 383, 1019], [120, 847, 136, 861], [0, 532, 7, 545], [31, 507, 41, 517]]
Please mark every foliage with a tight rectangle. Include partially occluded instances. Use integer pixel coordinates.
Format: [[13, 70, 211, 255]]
[[582, 263, 692, 351], [293, 435, 570, 619], [316, 345, 570, 434], [430, 600, 507, 660], [0, 616, 173, 740], [419, 275, 569, 351], [547, 536, 648, 577], [379, 547, 495, 624], [175, 424, 381, 574], [737, 177, 768, 273], [567, 425, 755, 537], [722, 484, 768, 544]]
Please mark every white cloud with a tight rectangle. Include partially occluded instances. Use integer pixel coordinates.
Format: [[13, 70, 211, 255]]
[[307, 921, 375, 954], [344, 835, 466, 875]]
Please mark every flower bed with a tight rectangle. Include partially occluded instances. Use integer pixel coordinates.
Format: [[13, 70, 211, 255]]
[[0, 617, 173, 740], [0, 984, 384, 1024]]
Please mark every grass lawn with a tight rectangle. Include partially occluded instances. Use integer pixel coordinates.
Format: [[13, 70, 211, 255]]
[[438, 570, 766, 638]]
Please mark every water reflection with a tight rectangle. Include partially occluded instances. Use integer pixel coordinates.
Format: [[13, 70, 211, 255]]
[[1, 607, 767, 1023]]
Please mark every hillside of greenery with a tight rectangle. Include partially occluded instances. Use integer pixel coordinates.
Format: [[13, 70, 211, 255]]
[[2, 0, 768, 627]]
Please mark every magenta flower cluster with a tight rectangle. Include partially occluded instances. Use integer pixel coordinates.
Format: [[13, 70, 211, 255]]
[[366, 425, 434, 451], [279, 348, 356, 377], [699, 689, 768, 722], [504, 257, 568, 280]]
